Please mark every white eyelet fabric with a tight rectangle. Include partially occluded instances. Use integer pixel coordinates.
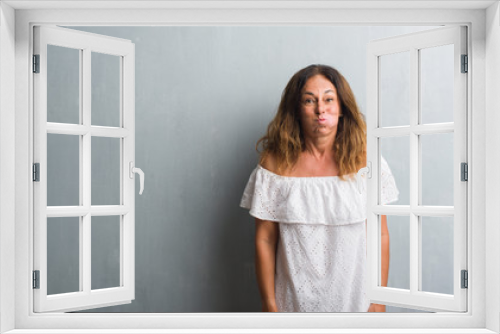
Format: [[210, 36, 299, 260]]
[[240, 157, 399, 312]]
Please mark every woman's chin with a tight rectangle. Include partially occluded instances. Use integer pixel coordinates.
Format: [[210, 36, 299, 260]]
[[310, 126, 336, 136]]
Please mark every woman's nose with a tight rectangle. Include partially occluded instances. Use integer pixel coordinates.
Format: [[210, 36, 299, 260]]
[[316, 101, 326, 113]]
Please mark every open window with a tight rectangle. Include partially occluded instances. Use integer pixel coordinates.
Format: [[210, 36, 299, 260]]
[[1, 0, 494, 330], [33, 25, 139, 312], [365, 26, 467, 312]]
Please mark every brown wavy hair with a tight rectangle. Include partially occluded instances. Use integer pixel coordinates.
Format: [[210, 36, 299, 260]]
[[257, 64, 366, 180]]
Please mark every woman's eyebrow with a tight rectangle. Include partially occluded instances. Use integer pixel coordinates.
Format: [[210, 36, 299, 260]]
[[302, 90, 335, 95]]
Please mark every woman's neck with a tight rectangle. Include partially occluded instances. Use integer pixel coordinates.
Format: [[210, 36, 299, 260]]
[[303, 136, 336, 161]]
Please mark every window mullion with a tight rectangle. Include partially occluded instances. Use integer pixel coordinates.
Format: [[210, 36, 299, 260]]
[[119, 55, 125, 287], [82, 47, 92, 294], [409, 46, 419, 295], [82, 214, 91, 293], [78, 48, 84, 293]]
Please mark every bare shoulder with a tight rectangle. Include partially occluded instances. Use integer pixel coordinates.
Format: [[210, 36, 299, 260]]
[[260, 153, 279, 174]]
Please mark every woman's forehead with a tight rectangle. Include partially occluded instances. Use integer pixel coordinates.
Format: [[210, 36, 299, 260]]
[[301, 76, 337, 94]]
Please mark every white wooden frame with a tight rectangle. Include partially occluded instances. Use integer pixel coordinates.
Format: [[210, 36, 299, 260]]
[[366, 26, 467, 312], [32, 25, 135, 312], [1, 1, 497, 333]]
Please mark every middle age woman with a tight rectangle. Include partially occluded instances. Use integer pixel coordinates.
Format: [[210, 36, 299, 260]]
[[240, 64, 399, 312]]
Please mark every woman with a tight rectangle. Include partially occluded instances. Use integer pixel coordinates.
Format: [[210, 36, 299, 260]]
[[240, 64, 398, 312]]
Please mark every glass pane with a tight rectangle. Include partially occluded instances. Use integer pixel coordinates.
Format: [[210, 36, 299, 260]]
[[47, 217, 80, 295], [421, 216, 454, 294], [91, 137, 121, 205], [421, 133, 454, 206], [47, 134, 80, 206], [380, 51, 410, 127], [420, 45, 454, 124], [91, 216, 121, 290], [380, 136, 409, 205], [382, 215, 410, 290], [92, 52, 121, 127], [47, 45, 80, 124]]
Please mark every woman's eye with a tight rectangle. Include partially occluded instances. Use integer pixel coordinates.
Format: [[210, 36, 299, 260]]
[[326, 98, 334, 103], [304, 99, 315, 105]]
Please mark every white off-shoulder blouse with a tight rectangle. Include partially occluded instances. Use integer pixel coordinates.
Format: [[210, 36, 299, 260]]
[[240, 158, 399, 312]]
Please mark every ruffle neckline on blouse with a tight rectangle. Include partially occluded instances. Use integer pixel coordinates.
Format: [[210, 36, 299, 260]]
[[240, 165, 367, 226]]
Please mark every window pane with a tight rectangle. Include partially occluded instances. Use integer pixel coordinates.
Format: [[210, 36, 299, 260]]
[[92, 52, 121, 127], [47, 133, 80, 206], [421, 216, 454, 295], [91, 216, 121, 290], [47, 217, 80, 295], [91, 137, 121, 205], [380, 51, 410, 127], [380, 136, 409, 205], [420, 45, 454, 124], [47, 45, 80, 124], [382, 215, 410, 290], [421, 133, 454, 206]]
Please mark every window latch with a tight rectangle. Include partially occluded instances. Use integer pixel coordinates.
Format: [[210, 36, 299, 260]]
[[129, 161, 145, 195], [357, 161, 371, 194]]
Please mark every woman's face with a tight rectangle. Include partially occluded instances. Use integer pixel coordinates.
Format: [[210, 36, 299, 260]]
[[299, 74, 342, 140]]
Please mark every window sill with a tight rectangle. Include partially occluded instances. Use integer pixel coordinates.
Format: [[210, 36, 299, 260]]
[[4, 329, 498, 334]]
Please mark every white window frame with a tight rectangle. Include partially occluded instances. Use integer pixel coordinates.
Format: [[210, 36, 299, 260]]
[[1, 1, 497, 333], [366, 26, 468, 312], [33, 25, 136, 313]]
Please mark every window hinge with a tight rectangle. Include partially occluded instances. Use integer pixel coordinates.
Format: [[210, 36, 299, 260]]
[[461, 54, 468, 73], [461, 162, 468, 181], [33, 270, 40, 289], [461, 270, 468, 289], [33, 163, 40, 182], [33, 54, 40, 73]]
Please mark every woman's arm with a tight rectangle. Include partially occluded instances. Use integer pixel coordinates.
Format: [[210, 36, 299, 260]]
[[255, 218, 279, 312], [380, 214, 390, 288], [368, 214, 390, 312]]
